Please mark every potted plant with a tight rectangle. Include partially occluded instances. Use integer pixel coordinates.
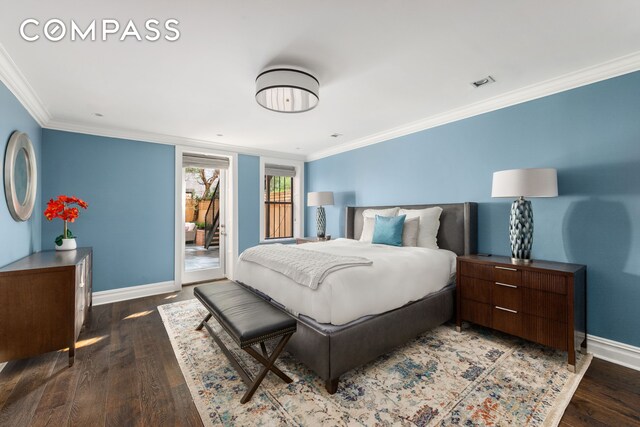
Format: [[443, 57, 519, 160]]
[[44, 195, 88, 251], [195, 222, 206, 246]]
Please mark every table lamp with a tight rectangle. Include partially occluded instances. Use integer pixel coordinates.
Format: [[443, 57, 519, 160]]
[[491, 168, 558, 263], [307, 192, 334, 239]]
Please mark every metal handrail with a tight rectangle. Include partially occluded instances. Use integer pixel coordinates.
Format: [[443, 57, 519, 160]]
[[204, 180, 220, 249]]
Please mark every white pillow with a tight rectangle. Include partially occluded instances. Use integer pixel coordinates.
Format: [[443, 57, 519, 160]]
[[360, 217, 376, 243], [402, 217, 419, 247], [359, 208, 399, 242], [362, 207, 399, 218], [398, 207, 443, 249]]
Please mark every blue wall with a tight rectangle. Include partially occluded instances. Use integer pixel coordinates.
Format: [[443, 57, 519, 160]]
[[238, 154, 261, 253], [0, 82, 42, 267], [306, 71, 640, 347], [41, 130, 175, 292]]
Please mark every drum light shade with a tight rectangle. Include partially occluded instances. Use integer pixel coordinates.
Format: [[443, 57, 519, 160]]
[[256, 68, 319, 113], [491, 168, 558, 198]]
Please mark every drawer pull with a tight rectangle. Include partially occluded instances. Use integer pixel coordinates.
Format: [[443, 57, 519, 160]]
[[495, 266, 518, 271], [495, 306, 518, 314], [495, 282, 518, 289]]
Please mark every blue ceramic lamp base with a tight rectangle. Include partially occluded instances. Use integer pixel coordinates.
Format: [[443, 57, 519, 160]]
[[509, 197, 533, 263], [316, 206, 326, 238]]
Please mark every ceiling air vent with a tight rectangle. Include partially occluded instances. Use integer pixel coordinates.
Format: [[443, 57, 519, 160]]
[[471, 76, 495, 88]]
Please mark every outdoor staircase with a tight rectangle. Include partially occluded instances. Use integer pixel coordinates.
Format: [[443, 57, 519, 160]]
[[204, 181, 221, 250]]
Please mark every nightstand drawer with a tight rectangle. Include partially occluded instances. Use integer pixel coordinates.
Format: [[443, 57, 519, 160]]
[[493, 265, 521, 285], [459, 277, 492, 304], [522, 314, 567, 350], [521, 288, 567, 322], [523, 271, 566, 294], [461, 299, 492, 328], [492, 282, 521, 311], [460, 261, 522, 284], [492, 305, 521, 336], [460, 262, 494, 280]]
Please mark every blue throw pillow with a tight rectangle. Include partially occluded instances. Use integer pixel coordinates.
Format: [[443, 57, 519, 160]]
[[372, 214, 406, 246]]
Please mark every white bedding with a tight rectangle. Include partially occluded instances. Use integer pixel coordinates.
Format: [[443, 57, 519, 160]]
[[239, 244, 373, 289], [235, 238, 457, 325]]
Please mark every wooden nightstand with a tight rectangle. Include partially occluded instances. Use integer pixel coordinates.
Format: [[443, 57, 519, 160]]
[[456, 255, 587, 372], [295, 236, 331, 244]]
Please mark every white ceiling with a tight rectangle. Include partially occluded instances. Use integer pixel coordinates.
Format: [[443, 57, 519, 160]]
[[1, 1, 640, 159]]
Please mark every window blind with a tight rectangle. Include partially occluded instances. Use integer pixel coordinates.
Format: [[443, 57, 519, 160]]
[[183, 153, 229, 169], [265, 164, 296, 177]]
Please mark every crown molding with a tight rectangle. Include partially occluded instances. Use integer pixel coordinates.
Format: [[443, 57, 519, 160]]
[[0, 43, 51, 126], [3, 37, 639, 163], [306, 50, 640, 162], [44, 120, 306, 161], [0, 42, 303, 161]]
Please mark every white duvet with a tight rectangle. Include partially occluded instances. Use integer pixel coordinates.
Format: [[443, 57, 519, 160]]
[[235, 238, 457, 325]]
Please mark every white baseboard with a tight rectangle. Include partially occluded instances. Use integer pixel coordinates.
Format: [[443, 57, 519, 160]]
[[92, 281, 176, 306], [588, 334, 640, 371]]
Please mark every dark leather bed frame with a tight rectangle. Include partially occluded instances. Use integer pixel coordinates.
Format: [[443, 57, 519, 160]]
[[244, 202, 477, 394]]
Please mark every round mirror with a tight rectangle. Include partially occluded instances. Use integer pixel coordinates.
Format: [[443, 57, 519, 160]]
[[14, 148, 29, 204], [4, 131, 37, 221]]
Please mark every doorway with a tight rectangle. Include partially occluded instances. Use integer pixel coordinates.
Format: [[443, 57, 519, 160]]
[[180, 152, 228, 284]]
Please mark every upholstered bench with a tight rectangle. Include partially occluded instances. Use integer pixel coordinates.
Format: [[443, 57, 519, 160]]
[[194, 282, 297, 403]]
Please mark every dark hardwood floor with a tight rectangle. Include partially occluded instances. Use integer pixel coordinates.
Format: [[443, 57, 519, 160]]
[[0, 283, 638, 426]]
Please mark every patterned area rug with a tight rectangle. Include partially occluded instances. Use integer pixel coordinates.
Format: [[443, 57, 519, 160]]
[[158, 299, 591, 426]]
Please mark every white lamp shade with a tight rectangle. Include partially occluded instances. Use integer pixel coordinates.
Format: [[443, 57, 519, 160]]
[[307, 191, 334, 206], [256, 69, 319, 113], [491, 168, 558, 198]]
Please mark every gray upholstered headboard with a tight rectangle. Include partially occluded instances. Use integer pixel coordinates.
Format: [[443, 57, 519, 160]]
[[345, 202, 478, 256]]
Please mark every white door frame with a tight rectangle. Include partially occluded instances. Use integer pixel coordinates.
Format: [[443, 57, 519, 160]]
[[174, 146, 238, 289]]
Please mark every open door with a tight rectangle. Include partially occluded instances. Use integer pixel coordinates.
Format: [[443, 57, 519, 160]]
[[181, 153, 227, 284]]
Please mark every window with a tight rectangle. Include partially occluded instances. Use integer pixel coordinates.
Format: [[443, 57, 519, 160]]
[[260, 159, 303, 241], [264, 174, 294, 239]]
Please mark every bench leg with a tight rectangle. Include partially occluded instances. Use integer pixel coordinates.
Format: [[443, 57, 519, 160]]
[[202, 322, 254, 387], [245, 343, 293, 384], [195, 313, 212, 331], [240, 333, 293, 404], [260, 341, 268, 358]]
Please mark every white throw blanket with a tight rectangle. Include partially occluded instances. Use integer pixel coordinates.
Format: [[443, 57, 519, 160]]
[[239, 243, 373, 289]]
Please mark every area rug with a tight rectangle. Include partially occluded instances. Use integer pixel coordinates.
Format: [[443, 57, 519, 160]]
[[158, 299, 591, 426]]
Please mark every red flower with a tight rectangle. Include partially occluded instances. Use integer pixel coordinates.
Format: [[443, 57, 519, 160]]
[[43, 194, 88, 222], [61, 207, 79, 222], [44, 199, 65, 221]]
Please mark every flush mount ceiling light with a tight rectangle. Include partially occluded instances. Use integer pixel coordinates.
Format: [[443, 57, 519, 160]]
[[255, 68, 319, 113]]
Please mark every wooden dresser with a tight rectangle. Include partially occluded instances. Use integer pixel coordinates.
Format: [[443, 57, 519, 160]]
[[0, 248, 92, 367], [456, 255, 586, 371]]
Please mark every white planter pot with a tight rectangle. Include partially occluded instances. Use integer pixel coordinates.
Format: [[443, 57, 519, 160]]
[[56, 238, 77, 251]]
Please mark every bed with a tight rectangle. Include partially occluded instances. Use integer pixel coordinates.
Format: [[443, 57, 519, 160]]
[[237, 202, 478, 393]]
